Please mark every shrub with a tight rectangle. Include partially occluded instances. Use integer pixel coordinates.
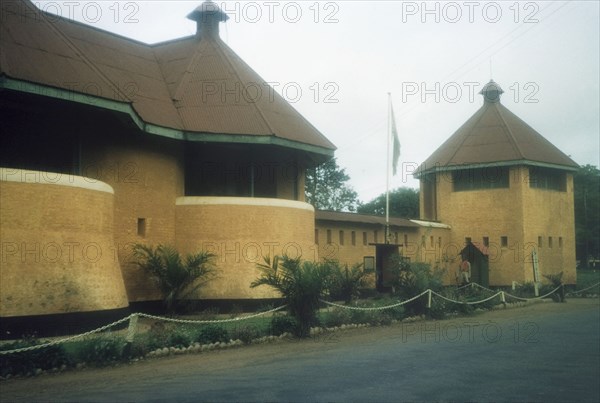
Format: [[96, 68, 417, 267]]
[[323, 308, 352, 328], [251, 256, 331, 337], [168, 330, 192, 348], [390, 260, 444, 315], [270, 316, 299, 336], [74, 336, 126, 367], [0, 339, 70, 377], [196, 325, 229, 344], [327, 261, 367, 303], [230, 324, 261, 344]]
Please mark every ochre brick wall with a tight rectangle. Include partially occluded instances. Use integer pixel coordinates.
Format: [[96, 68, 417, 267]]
[[521, 170, 576, 285], [314, 221, 453, 286], [175, 197, 317, 299], [82, 135, 184, 302], [0, 172, 129, 317], [426, 165, 577, 286]]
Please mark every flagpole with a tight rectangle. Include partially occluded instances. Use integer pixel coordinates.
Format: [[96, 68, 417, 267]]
[[385, 93, 391, 244]]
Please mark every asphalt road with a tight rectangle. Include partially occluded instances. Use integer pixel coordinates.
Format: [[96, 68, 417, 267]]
[[1, 299, 599, 402]]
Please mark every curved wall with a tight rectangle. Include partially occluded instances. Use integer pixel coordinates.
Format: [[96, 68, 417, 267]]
[[0, 169, 129, 318], [175, 197, 317, 299]]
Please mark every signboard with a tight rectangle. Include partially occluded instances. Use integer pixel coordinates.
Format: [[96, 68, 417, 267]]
[[532, 249, 540, 282]]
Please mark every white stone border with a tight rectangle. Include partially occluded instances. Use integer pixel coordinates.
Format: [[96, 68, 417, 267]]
[[176, 196, 314, 212], [0, 168, 114, 194]]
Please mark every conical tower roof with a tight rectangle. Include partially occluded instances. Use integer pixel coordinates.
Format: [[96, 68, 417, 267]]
[[416, 81, 578, 176], [0, 0, 335, 159]]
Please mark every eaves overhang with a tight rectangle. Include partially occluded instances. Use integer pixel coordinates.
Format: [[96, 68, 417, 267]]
[[414, 159, 579, 179], [0, 76, 335, 159]]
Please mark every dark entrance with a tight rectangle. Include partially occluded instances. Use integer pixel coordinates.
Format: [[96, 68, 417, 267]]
[[373, 244, 400, 292], [460, 242, 489, 287]]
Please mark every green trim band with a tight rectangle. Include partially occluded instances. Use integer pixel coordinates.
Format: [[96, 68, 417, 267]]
[[0, 76, 334, 158]]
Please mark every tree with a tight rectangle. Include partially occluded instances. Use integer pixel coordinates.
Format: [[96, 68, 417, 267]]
[[574, 165, 600, 268], [132, 244, 217, 313], [305, 158, 359, 212], [357, 187, 420, 218]]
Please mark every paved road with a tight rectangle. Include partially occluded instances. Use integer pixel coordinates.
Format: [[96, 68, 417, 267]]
[[1, 299, 599, 402]]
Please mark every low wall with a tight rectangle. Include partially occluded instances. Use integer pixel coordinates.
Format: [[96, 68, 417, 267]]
[[0, 168, 129, 322], [175, 197, 317, 299]]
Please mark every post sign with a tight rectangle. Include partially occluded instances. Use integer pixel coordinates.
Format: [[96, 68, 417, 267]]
[[532, 249, 540, 283]]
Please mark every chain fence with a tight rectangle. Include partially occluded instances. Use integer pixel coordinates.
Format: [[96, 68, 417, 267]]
[[2, 281, 593, 356]]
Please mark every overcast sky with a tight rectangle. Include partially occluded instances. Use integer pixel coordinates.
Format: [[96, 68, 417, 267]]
[[36, 1, 600, 203]]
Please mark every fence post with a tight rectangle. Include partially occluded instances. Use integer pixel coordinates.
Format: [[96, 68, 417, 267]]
[[427, 289, 432, 308], [126, 314, 138, 344], [500, 291, 506, 307]]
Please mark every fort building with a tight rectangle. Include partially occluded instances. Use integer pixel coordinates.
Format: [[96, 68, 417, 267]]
[[0, 1, 577, 337]]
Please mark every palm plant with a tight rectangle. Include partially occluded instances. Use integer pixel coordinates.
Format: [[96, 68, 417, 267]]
[[132, 244, 217, 313], [251, 256, 331, 337], [327, 261, 367, 303]]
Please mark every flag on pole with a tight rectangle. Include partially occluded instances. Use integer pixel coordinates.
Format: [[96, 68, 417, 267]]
[[390, 102, 401, 175]]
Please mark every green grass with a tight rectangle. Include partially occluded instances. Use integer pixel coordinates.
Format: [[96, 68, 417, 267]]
[[576, 269, 600, 290]]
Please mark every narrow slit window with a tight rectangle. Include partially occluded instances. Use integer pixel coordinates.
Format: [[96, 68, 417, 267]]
[[137, 218, 146, 237], [315, 229, 319, 245], [363, 232, 368, 246], [483, 237, 489, 247], [548, 236, 553, 248], [351, 231, 356, 246], [339, 230, 345, 246], [327, 229, 332, 244], [559, 237, 563, 248], [501, 236, 508, 248], [538, 236, 543, 248]]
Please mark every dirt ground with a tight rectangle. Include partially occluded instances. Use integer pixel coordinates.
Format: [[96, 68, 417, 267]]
[[1, 298, 598, 397]]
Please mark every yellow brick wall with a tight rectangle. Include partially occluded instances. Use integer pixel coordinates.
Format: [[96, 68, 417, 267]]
[[521, 170, 576, 284], [434, 166, 526, 285], [82, 136, 184, 302], [0, 171, 129, 317], [175, 197, 317, 299], [314, 220, 453, 286], [426, 165, 577, 286]]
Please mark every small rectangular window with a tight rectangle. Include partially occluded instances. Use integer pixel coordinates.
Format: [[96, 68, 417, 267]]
[[351, 231, 356, 246], [538, 236, 543, 248], [374, 230, 378, 243], [501, 236, 508, 248], [465, 237, 472, 245], [339, 230, 345, 246], [363, 232, 368, 246], [404, 234, 408, 246], [438, 237, 442, 247], [559, 237, 563, 248], [483, 237, 489, 247], [548, 236, 553, 248], [315, 229, 319, 245], [327, 229, 332, 244], [430, 236, 434, 247], [137, 218, 146, 237]]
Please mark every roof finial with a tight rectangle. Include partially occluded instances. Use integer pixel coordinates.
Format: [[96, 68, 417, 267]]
[[187, 1, 229, 39], [479, 80, 503, 104]]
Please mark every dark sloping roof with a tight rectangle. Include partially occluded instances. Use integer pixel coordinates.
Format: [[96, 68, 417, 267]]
[[416, 82, 578, 176], [315, 210, 420, 228], [0, 0, 335, 154]]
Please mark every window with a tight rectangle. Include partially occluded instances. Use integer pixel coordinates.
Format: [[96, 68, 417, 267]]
[[452, 167, 509, 192], [137, 218, 146, 237], [327, 229, 332, 244], [404, 234, 408, 246], [559, 237, 563, 248], [529, 167, 566, 191], [374, 230, 379, 243], [351, 231, 356, 246], [438, 237, 442, 247], [501, 236, 508, 248], [339, 230, 345, 246], [483, 237, 489, 247], [548, 236, 553, 248], [538, 236, 543, 248], [315, 229, 319, 245], [363, 256, 375, 272], [430, 236, 434, 247], [465, 237, 472, 245], [363, 232, 368, 246]]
